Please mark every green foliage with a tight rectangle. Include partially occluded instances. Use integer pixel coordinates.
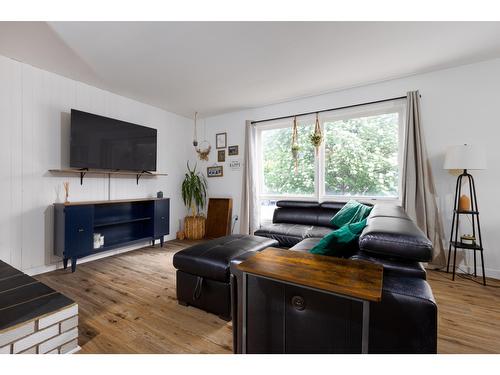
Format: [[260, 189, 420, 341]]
[[261, 113, 399, 197], [262, 123, 315, 195], [181, 162, 208, 216]]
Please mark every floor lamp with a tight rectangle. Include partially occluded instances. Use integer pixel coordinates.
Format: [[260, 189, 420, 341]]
[[444, 144, 487, 285]]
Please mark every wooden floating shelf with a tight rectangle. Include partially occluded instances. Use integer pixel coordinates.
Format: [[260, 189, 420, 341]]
[[48, 168, 168, 185]]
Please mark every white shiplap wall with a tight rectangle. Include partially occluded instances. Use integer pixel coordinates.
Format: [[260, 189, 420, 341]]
[[0, 55, 193, 274]]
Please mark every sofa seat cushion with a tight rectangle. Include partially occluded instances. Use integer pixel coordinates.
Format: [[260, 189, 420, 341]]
[[289, 238, 322, 252], [255, 224, 332, 248], [350, 252, 427, 280], [173, 234, 278, 282], [304, 226, 333, 239], [359, 216, 433, 262]]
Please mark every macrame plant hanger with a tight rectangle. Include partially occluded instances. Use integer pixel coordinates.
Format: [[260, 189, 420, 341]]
[[194, 112, 211, 161], [311, 112, 323, 156], [193, 112, 199, 147], [291, 116, 299, 174]]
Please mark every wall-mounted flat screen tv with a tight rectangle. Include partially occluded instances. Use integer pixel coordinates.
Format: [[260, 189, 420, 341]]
[[70, 109, 157, 172]]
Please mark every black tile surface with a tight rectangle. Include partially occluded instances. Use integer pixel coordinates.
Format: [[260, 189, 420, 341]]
[[0, 293, 75, 331], [0, 282, 56, 310], [0, 260, 75, 331], [0, 274, 37, 293], [0, 261, 23, 281]]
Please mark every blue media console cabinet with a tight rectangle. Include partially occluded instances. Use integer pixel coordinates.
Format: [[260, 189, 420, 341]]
[[54, 198, 170, 272]]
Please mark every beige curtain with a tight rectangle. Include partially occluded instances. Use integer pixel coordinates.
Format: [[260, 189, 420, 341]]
[[402, 91, 446, 266], [239, 121, 259, 235]]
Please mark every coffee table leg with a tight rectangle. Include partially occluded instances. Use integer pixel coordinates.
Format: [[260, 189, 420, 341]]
[[361, 300, 370, 354], [242, 272, 247, 354]]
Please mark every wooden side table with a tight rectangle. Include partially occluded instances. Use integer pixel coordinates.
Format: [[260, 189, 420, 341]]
[[238, 248, 383, 354]]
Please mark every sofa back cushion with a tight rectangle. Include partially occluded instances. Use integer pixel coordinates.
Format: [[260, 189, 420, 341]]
[[359, 209, 433, 262], [273, 201, 343, 228]]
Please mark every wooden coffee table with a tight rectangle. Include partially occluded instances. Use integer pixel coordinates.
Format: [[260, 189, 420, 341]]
[[238, 247, 383, 353]]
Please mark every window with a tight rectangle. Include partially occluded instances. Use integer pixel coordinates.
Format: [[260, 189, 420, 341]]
[[256, 100, 405, 225]]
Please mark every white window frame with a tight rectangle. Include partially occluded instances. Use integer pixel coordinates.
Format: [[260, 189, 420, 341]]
[[256, 99, 406, 207]]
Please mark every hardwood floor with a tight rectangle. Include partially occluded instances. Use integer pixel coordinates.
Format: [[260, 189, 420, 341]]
[[36, 240, 232, 354], [35, 240, 500, 354]]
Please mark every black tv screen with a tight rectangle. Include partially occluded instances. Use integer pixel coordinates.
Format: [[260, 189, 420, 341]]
[[70, 109, 157, 172]]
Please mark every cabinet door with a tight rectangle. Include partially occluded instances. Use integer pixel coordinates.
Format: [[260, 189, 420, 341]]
[[64, 205, 93, 258], [284, 285, 362, 353], [154, 199, 170, 238]]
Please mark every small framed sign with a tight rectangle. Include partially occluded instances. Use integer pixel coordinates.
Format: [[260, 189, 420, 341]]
[[229, 160, 241, 170], [217, 149, 225, 162], [228, 145, 239, 156], [207, 165, 223, 177], [216, 133, 227, 149]]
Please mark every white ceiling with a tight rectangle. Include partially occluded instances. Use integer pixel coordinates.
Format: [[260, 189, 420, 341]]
[[1, 21, 500, 118]]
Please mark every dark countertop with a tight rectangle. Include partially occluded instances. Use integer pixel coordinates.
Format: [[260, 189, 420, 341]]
[[0, 261, 75, 332]]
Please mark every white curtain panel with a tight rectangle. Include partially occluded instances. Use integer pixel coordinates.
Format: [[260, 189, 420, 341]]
[[402, 91, 446, 266], [239, 120, 260, 234]]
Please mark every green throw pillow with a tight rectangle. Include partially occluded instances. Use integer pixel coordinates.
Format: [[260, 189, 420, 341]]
[[310, 219, 367, 256], [330, 200, 372, 228]]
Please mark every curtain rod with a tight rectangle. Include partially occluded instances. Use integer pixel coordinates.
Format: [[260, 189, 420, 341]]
[[251, 95, 411, 125]]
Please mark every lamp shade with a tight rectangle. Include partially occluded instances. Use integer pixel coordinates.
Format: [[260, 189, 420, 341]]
[[443, 144, 487, 170]]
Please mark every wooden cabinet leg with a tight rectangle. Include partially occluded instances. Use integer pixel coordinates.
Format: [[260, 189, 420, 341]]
[[63, 258, 68, 269], [71, 258, 77, 273], [160, 237, 164, 248]]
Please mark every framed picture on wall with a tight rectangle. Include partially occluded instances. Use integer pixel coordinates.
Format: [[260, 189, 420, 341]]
[[216, 133, 227, 149], [228, 145, 239, 156], [207, 165, 223, 178], [218, 149, 225, 162]]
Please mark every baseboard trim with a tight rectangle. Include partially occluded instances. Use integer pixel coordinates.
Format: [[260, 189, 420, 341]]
[[24, 234, 175, 276]]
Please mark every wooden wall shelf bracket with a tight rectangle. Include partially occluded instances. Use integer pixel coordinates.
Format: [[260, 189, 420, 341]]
[[48, 169, 168, 186]]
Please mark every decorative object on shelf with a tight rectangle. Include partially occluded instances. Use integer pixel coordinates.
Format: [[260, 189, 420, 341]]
[[218, 149, 226, 162], [207, 165, 223, 177], [444, 144, 487, 285], [63, 182, 70, 203], [157, 191, 163, 198], [458, 194, 470, 211], [291, 116, 300, 173], [310, 112, 323, 156], [460, 234, 476, 246], [193, 112, 199, 147], [228, 145, 239, 156], [181, 162, 207, 240], [216, 132, 227, 149]]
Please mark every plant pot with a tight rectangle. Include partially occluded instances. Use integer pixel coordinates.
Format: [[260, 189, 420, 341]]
[[184, 216, 206, 240]]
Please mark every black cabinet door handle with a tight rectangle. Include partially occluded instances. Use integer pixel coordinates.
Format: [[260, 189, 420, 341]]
[[291, 295, 305, 311], [161, 216, 165, 219]]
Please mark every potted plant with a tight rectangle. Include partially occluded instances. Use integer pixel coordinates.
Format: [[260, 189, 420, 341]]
[[181, 162, 208, 240]]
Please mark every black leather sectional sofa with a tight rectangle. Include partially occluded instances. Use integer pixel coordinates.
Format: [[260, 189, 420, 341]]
[[173, 200, 438, 353], [231, 200, 438, 353]]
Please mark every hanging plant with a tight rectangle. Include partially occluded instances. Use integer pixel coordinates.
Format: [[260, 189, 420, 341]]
[[193, 112, 212, 160], [310, 112, 323, 156], [291, 116, 300, 174]]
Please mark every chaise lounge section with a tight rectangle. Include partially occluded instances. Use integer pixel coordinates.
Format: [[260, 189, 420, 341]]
[[172, 234, 278, 320]]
